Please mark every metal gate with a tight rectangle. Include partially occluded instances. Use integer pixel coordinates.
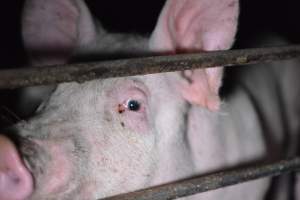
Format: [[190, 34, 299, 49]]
[[0, 45, 300, 200]]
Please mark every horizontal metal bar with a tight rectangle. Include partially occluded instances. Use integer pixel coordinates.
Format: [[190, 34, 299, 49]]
[[1, 45, 300, 89], [100, 157, 300, 200]]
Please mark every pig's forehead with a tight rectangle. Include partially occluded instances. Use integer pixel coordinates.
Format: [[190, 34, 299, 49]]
[[34, 73, 179, 122], [50, 74, 169, 102]]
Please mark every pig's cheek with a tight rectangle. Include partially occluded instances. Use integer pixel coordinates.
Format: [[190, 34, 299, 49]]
[[121, 113, 149, 133], [117, 107, 149, 133], [36, 141, 74, 195]]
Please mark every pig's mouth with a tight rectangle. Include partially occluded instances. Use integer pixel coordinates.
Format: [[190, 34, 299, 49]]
[[0, 134, 34, 200]]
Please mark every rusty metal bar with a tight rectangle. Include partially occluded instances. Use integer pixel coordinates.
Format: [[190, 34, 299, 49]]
[[100, 157, 300, 200], [1, 45, 300, 89]]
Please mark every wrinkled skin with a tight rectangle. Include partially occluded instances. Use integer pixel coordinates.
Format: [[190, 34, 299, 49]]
[[0, 0, 299, 200]]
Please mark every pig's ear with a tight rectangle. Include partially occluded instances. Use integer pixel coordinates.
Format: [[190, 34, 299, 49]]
[[149, 0, 239, 111], [22, 0, 97, 66]]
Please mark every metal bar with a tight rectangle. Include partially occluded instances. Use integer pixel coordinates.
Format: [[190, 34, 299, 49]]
[[100, 157, 300, 200], [1, 45, 300, 89]]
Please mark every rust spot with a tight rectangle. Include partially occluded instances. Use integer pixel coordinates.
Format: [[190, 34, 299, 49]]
[[237, 56, 248, 64], [118, 104, 125, 114]]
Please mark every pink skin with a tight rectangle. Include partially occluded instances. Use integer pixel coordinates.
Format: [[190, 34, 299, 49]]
[[0, 135, 33, 200], [36, 141, 73, 195]]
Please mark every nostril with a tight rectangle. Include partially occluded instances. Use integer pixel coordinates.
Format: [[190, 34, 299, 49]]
[[7, 170, 22, 185], [0, 135, 33, 200], [1, 170, 22, 190]]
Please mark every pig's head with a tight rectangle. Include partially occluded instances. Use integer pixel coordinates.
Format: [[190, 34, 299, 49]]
[[0, 0, 238, 199]]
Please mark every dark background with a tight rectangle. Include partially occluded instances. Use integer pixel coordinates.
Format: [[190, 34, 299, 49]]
[[1, 0, 300, 67], [0, 0, 300, 126]]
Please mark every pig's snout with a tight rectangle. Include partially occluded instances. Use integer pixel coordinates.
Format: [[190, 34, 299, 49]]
[[0, 135, 33, 200]]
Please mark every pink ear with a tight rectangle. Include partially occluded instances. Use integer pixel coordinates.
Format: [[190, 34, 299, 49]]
[[149, 0, 239, 110], [22, 0, 97, 66]]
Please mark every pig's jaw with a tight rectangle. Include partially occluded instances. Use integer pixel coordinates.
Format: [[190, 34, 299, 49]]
[[26, 138, 86, 200]]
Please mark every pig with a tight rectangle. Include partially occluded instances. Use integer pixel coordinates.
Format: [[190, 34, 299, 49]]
[[0, 0, 299, 199]]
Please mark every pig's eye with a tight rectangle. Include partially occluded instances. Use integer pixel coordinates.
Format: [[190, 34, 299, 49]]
[[126, 100, 141, 111]]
